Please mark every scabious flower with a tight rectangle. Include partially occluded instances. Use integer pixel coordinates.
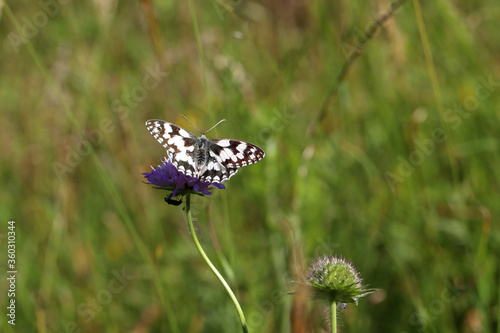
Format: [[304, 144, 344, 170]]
[[306, 256, 376, 306], [143, 157, 225, 204]]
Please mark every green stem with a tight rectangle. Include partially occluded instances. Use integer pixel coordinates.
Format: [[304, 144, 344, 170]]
[[185, 194, 249, 333], [331, 301, 337, 333]]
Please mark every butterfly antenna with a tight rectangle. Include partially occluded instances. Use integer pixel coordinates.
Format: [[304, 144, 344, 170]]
[[205, 119, 226, 134], [181, 115, 203, 135]]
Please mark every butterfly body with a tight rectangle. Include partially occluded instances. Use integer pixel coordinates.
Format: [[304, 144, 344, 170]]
[[146, 120, 265, 183], [194, 136, 210, 167]]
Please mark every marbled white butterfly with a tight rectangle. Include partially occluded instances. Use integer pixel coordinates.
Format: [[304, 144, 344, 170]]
[[145, 119, 265, 183]]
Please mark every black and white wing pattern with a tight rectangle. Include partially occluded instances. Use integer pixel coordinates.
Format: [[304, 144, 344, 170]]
[[145, 119, 265, 183]]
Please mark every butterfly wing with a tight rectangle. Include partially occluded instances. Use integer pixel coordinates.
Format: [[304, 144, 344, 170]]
[[198, 139, 265, 183], [145, 119, 200, 177], [146, 120, 266, 183]]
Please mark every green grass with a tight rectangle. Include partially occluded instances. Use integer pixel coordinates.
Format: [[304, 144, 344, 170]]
[[1, 0, 499, 332]]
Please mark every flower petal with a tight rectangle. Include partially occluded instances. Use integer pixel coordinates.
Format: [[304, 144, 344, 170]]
[[143, 157, 225, 197]]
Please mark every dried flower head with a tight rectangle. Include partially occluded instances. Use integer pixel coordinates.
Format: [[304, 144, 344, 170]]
[[306, 256, 376, 305], [143, 157, 225, 204]]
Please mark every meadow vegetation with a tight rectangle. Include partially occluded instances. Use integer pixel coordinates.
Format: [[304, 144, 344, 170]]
[[1, 0, 499, 332]]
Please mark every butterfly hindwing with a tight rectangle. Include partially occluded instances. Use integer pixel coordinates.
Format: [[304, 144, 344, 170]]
[[196, 139, 264, 182], [146, 119, 265, 183], [209, 139, 265, 168], [197, 156, 237, 183]]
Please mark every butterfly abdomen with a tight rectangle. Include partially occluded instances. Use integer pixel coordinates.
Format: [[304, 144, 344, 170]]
[[195, 136, 210, 169]]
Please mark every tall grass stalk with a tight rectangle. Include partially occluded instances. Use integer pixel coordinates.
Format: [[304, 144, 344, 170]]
[[4, 4, 180, 332]]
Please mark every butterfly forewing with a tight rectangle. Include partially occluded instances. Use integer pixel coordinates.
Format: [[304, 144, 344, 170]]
[[146, 119, 265, 183], [145, 120, 199, 177]]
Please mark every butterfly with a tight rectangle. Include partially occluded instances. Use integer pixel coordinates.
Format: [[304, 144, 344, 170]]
[[145, 119, 265, 183]]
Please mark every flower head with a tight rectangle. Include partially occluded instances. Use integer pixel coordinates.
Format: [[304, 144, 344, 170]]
[[306, 256, 376, 305], [143, 157, 225, 203]]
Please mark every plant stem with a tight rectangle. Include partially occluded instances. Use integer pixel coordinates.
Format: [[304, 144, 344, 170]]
[[185, 194, 249, 333], [331, 301, 337, 333]]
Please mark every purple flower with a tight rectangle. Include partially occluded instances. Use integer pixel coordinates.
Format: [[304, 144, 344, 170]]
[[143, 157, 225, 200]]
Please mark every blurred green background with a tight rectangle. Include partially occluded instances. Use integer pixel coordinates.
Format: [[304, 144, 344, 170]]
[[1, 0, 499, 332]]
